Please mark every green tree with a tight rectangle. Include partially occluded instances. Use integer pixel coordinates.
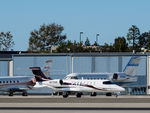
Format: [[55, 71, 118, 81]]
[[84, 37, 90, 46], [93, 41, 98, 46], [56, 42, 67, 53], [0, 31, 14, 51], [77, 41, 84, 52], [113, 37, 128, 52], [127, 25, 140, 51], [102, 43, 114, 52], [66, 40, 74, 52], [56, 40, 85, 53], [28, 23, 66, 52], [148, 35, 150, 49], [138, 32, 150, 48], [56, 40, 75, 53]]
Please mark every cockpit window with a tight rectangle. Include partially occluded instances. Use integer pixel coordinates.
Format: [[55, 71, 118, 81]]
[[103, 81, 113, 84], [71, 76, 78, 79]]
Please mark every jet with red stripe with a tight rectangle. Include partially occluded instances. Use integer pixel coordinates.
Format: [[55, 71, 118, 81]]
[[30, 67, 125, 98]]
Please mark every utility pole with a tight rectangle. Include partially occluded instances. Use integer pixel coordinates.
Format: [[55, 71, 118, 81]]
[[80, 32, 83, 43], [96, 34, 100, 46]]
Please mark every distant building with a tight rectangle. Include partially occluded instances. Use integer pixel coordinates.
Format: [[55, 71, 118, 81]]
[[51, 46, 58, 53], [83, 46, 102, 52]]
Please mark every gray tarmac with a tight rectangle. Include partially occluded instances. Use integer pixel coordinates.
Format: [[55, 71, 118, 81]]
[[0, 95, 150, 113], [0, 95, 150, 103]]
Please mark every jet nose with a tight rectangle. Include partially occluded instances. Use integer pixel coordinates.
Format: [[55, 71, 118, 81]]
[[119, 87, 125, 92]]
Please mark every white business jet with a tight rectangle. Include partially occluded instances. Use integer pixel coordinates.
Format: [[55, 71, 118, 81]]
[[65, 56, 141, 86], [30, 67, 125, 98]]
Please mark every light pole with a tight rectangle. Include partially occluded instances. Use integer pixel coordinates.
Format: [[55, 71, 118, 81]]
[[80, 32, 83, 43], [96, 34, 100, 46]]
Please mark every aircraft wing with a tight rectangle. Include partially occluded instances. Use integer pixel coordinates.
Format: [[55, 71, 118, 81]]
[[0, 85, 30, 92]]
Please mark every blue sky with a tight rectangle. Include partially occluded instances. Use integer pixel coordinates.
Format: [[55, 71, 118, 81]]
[[0, 0, 150, 51]]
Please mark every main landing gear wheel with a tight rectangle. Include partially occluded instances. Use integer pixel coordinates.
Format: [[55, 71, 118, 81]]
[[63, 92, 69, 98], [76, 93, 82, 98], [9, 92, 13, 96], [22, 92, 28, 96], [53, 92, 58, 96], [106, 93, 112, 96]]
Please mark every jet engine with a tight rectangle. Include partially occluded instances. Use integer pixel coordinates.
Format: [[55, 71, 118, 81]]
[[111, 73, 129, 82], [47, 79, 63, 87], [59, 79, 63, 85], [111, 73, 137, 84], [113, 73, 118, 80]]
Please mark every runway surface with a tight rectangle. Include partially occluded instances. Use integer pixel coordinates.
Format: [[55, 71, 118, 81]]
[[0, 95, 150, 103], [0, 95, 150, 113]]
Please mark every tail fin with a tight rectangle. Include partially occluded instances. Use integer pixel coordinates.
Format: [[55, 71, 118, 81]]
[[30, 67, 51, 81], [123, 56, 141, 76]]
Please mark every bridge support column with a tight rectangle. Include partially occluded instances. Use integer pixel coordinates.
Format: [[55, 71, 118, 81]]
[[147, 56, 150, 95], [71, 56, 74, 73], [118, 56, 122, 72], [9, 60, 13, 77], [91, 57, 95, 73]]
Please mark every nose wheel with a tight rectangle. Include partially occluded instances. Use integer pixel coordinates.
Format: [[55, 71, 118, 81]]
[[90, 92, 97, 96]]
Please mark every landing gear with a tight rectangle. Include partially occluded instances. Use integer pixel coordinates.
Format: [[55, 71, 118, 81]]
[[9, 92, 13, 96], [63, 92, 69, 98], [106, 93, 112, 96], [53, 92, 58, 96], [115, 92, 120, 98], [22, 92, 28, 96], [53, 92, 62, 96], [76, 92, 82, 98], [62, 92, 83, 98], [90, 92, 97, 96]]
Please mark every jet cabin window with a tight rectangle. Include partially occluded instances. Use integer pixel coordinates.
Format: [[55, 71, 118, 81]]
[[103, 81, 113, 85]]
